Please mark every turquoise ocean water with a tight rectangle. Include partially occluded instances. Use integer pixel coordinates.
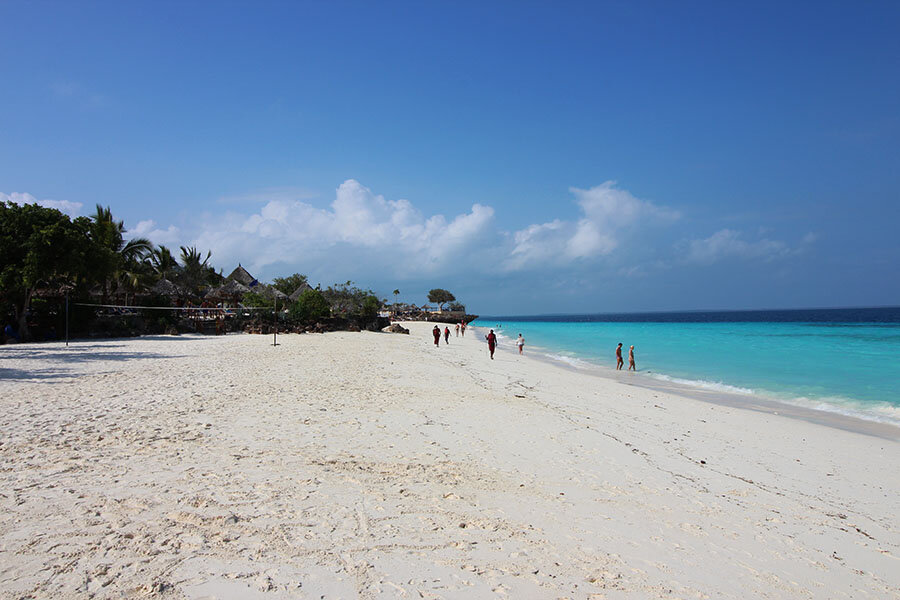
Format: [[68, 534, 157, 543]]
[[472, 308, 900, 426]]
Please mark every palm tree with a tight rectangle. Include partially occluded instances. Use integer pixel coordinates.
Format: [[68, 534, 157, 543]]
[[91, 204, 155, 303], [178, 245, 213, 297], [151, 245, 181, 281]]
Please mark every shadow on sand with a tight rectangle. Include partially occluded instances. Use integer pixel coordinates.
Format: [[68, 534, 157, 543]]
[[0, 338, 201, 381]]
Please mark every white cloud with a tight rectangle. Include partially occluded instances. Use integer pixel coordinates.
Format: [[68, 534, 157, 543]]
[[1, 192, 84, 217], [684, 229, 794, 264], [189, 179, 495, 277], [504, 181, 679, 271], [130, 219, 182, 246]]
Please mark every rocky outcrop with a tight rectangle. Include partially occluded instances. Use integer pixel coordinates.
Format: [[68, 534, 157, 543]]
[[382, 323, 410, 334]]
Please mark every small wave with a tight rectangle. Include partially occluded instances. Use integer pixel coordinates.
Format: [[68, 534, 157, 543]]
[[649, 374, 900, 427], [777, 395, 900, 427], [649, 373, 757, 396], [544, 353, 593, 369]]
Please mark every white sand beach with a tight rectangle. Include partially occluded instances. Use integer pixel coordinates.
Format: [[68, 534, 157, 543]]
[[1, 322, 898, 599]]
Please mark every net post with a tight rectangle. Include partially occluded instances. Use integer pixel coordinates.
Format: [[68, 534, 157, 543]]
[[65, 292, 69, 347], [273, 297, 278, 346]]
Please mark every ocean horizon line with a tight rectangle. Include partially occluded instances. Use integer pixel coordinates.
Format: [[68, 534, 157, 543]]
[[479, 304, 900, 321]]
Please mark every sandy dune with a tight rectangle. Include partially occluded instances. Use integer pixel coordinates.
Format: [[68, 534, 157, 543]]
[[0, 323, 897, 599]]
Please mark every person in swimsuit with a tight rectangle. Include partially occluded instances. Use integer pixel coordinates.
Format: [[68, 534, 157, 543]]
[[433, 325, 441, 346], [628, 345, 636, 371], [486, 329, 497, 359], [455, 323, 460, 337], [516, 333, 525, 355], [461, 322, 466, 337], [444, 326, 450, 344], [616, 343, 624, 370]]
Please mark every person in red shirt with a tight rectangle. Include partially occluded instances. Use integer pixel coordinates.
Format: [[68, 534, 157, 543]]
[[485, 329, 497, 359], [444, 326, 450, 344], [432, 325, 441, 346]]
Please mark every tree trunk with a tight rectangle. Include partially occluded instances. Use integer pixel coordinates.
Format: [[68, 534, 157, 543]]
[[15, 288, 34, 342]]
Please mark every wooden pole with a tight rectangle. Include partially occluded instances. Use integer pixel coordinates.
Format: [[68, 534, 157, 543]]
[[65, 292, 69, 347], [273, 296, 278, 346]]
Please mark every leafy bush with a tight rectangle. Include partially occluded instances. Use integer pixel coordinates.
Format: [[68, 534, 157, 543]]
[[242, 292, 274, 309], [361, 295, 379, 320], [289, 289, 330, 322], [321, 281, 381, 317]]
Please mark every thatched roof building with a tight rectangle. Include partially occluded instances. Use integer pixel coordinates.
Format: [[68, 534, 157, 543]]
[[288, 282, 313, 302], [151, 278, 181, 297], [255, 284, 289, 302], [206, 279, 251, 302], [226, 264, 258, 287]]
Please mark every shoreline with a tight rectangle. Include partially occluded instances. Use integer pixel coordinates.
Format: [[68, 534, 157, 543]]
[[474, 325, 900, 442]]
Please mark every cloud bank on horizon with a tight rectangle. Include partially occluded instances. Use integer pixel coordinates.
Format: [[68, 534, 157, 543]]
[[3, 181, 814, 300]]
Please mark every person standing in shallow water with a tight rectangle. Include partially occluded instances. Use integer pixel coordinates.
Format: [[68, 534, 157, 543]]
[[616, 343, 624, 370], [432, 325, 441, 346], [628, 345, 636, 371], [444, 326, 450, 344], [485, 329, 497, 360]]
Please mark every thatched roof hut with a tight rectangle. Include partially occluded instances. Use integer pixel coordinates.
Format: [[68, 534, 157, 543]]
[[288, 282, 313, 302], [151, 278, 181, 297], [206, 279, 251, 302], [226, 264, 258, 287], [255, 284, 289, 302]]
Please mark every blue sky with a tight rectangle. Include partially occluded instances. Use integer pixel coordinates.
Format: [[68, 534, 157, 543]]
[[2, 1, 898, 314]]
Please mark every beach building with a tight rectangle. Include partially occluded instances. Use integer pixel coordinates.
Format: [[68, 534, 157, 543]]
[[206, 279, 251, 305], [255, 284, 289, 303], [226, 264, 258, 288], [289, 282, 313, 302]]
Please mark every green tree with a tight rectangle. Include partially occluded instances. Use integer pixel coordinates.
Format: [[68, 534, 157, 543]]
[[427, 288, 456, 311], [321, 280, 380, 316], [242, 291, 274, 309], [89, 204, 154, 301], [289, 289, 330, 322], [150, 245, 180, 281], [0, 202, 93, 340], [361, 295, 380, 320], [272, 273, 308, 295], [178, 246, 218, 297]]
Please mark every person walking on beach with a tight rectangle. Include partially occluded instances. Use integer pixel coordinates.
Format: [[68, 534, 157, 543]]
[[628, 345, 636, 371], [486, 329, 497, 360], [616, 343, 624, 370], [455, 323, 460, 337], [444, 326, 450, 344], [461, 322, 466, 337], [433, 325, 441, 346], [516, 333, 525, 355]]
